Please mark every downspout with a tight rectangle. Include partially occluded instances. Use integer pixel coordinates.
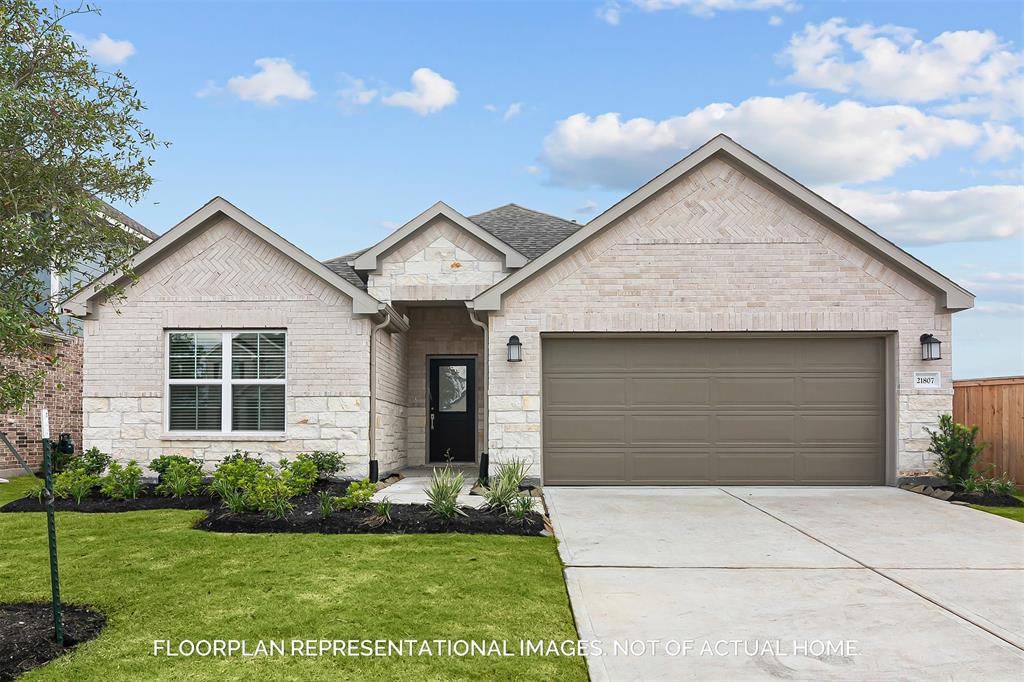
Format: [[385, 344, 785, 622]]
[[467, 308, 488, 480], [368, 312, 392, 482]]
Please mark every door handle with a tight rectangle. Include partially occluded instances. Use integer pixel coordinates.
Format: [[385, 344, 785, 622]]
[[430, 412, 435, 430]]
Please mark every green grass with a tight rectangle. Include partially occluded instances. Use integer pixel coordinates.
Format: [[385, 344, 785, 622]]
[[971, 493, 1024, 523], [0, 476, 586, 681]]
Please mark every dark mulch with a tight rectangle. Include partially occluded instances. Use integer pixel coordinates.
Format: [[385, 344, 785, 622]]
[[0, 603, 105, 682], [947, 490, 1024, 507], [0, 485, 215, 514], [194, 481, 545, 536]]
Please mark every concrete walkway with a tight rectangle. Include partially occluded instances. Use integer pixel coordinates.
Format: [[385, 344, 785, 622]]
[[545, 486, 1024, 681], [371, 466, 485, 508]]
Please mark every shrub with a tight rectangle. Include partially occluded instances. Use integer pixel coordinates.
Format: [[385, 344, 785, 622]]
[[100, 460, 143, 500], [506, 494, 536, 524], [425, 467, 465, 520], [156, 460, 204, 498], [373, 497, 392, 524], [336, 479, 376, 510], [992, 474, 1018, 496], [211, 456, 272, 493], [23, 478, 46, 502], [246, 474, 294, 520], [280, 457, 318, 497], [210, 479, 247, 513], [318, 490, 334, 519], [926, 414, 988, 489], [481, 457, 531, 514], [150, 454, 203, 478], [297, 451, 344, 478], [222, 450, 264, 465], [957, 474, 982, 493], [78, 447, 112, 476], [54, 469, 100, 504]]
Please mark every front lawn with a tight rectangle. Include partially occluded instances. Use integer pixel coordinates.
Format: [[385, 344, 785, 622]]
[[0, 476, 586, 680], [971, 494, 1024, 523]]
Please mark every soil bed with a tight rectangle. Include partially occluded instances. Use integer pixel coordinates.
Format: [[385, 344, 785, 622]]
[[0, 484, 216, 514], [0, 603, 105, 682], [947, 489, 1023, 507], [195, 482, 545, 536]]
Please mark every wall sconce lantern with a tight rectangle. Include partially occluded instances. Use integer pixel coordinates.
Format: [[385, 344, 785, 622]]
[[920, 334, 942, 361], [506, 335, 523, 362]]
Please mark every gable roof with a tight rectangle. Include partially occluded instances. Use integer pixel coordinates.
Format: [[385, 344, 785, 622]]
[[469, 204, 583, 260], [99, 200, 159, 242], [65, 196, 384, 316], [323, 248, 370, 290], [350, 201, 528, 271], [472, 134, 975, 312]]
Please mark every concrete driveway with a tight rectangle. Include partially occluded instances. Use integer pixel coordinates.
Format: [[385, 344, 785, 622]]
[[545, 487, 1024, 681]]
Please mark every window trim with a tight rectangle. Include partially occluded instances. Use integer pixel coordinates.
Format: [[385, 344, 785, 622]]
[[164, 329, 287, 436]]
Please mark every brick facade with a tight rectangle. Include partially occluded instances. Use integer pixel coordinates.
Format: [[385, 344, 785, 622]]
[[0, 336, 83, 476]]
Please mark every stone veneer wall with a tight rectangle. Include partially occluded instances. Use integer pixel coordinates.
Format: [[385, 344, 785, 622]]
[[487, 157, 954, 479], [374, 319, 408, 474], [0, 337, 83, 476], [404, 307, 485, 465], [82, 216, 374, 475], [367, 217, 508, 303]]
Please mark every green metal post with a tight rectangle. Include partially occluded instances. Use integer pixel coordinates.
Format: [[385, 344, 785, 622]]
[[42, 435, 64, 647]]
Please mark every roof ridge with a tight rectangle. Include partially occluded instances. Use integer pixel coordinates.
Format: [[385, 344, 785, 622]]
[[472, 202, 578, 226]]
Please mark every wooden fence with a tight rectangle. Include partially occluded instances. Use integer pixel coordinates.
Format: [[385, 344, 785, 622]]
[[953, 376, 1024, 482]]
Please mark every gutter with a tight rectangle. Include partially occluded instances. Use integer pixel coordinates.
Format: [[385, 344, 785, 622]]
[[367, 304, 409, 482], [467, 306, 488, 464]]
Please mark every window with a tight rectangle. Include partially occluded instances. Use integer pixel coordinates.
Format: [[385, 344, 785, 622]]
[[166, 330, 286, 433]]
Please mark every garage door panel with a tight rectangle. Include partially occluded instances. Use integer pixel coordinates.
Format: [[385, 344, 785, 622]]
[[545, 377, 627, 408], [716, 415, 795, 444], [631, 415, 710, 443], [542, 336, 886, 486], [630, 451, 712, 483], [801, 376, 882, 407], [546, 415, 626, 445], [629, 377, 710, 406], [716, 377, 796, 405]]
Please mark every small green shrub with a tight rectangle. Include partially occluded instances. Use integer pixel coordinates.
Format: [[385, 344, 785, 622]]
[[156, 460, 204, 498], [24, 478, 46, 502], [926, 414, 988, 489], [297, 451, 344, 478], [100, 460, 143, 500], [425, 467, 465, 520], [210, 479, 248, 513], [363, 497, 392, 527], [150, 454, 203, 478], [991, 474, 1018, 496], [54, 469, 100, 504], [78, 447, 112, 476], [506, 494, 536, 524], [280, 457, 318, 496], [246, 475, 294, 520], [318, 490, 334, 519], [957, 474, 982, 493], [211, 456, 272, 493], [481, 457, 531, 514], [337, 479, 376, 510]]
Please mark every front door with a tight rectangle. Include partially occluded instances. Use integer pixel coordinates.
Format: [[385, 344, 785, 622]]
[[428, 358, 476, 463]]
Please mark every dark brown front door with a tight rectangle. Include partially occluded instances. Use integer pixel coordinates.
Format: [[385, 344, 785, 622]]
[[429, 358, 476, 463]]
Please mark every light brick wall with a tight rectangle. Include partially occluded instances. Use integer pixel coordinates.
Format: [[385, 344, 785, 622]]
[[374, 322, 407, 473], [82, 216, 374, 475], [404, 306, 485, 464], [487, 158, 953, 479], [368, 218, 507, 303]]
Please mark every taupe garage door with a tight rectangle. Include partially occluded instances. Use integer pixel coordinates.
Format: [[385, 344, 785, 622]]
[[542, 336, 886, 485]]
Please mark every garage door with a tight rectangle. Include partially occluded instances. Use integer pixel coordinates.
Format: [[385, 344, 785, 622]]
[[542, 336, 886, 485]]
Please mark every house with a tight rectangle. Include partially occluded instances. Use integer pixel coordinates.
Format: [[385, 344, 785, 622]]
[[0, 202, 157, 478], [64, 135, 973, 485]]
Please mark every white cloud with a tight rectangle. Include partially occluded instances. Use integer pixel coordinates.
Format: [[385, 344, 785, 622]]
[[484, 104, 499, 112], [597, 2, 622, 25], [575, 200, 599, 215], [970, 301, 1024, 315], [541, 94, 979, 189], [194, 80, 224, 99], [781, 18, 1024, 118], [977, 122, 1024, 161], [226, 58, 315, 105], [503, 103, 523, 120], [83, 33, 135, 65], [769, 15, 783, 27], [525, 165, 542, 175], [634, 0, 798, 18], [819, 185, 1024, 245], [338, 74, 378, 110], [382, 68, 458, 115], [380, 220, 401, 232]]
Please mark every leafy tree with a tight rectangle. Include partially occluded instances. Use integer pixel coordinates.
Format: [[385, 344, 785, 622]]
[[0, 0, 165, 413]]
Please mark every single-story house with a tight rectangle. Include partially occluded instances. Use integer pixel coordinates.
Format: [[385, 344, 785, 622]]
[[65, 135, 973, 485]]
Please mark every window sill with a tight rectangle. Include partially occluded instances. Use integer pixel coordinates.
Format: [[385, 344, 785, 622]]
[[160, 433, 288, 442]]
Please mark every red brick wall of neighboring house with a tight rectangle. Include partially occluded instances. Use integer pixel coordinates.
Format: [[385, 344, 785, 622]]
[[0, 336, 83, 474]]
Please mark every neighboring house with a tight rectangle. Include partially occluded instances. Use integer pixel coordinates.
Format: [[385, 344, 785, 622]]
[[64, 135, 973, 485], [0, 203, 157, 477]]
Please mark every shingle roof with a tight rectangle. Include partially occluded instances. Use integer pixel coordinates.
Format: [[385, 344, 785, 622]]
[[99, 200, 159, 242], [319, 203, 582, 292], [468, 204, 582, 260]]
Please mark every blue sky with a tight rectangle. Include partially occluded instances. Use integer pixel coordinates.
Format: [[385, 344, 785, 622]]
[[69, 0, 1022, 378]]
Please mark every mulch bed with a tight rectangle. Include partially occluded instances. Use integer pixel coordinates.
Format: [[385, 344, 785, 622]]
[[948, 490, 1023, 507], [0, 603, 105, 682], [194, 481, 546, 536], [0, 485, 216, 514]]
